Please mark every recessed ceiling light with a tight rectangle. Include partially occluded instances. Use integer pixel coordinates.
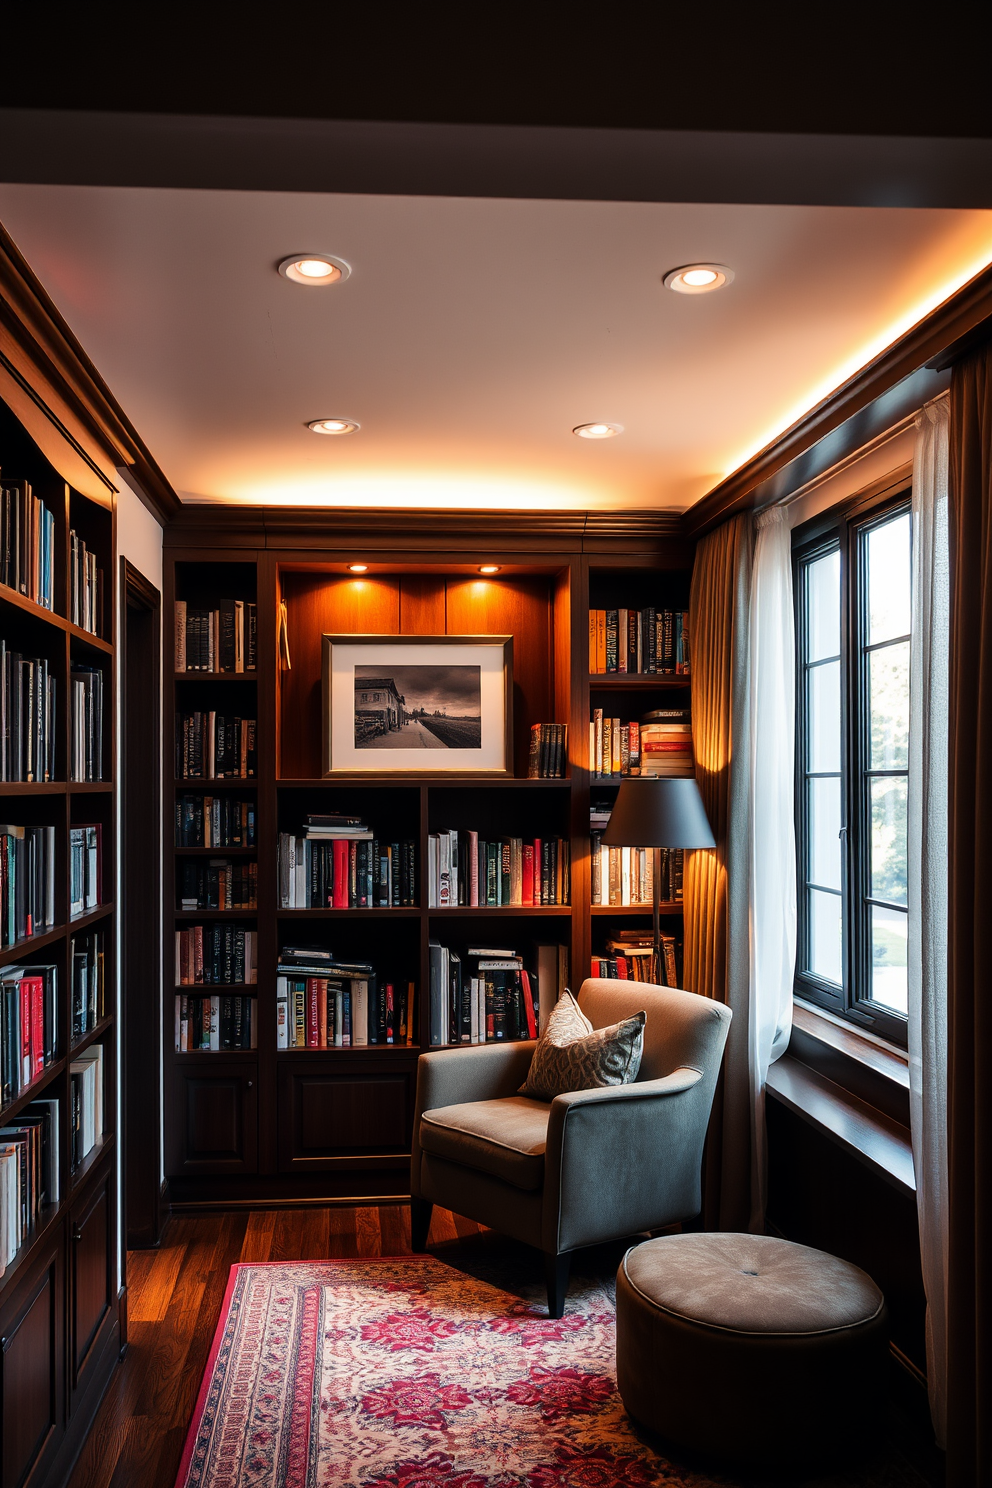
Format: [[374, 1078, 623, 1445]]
[[478, 565, 501, 574], [663, 264, 733, 295], [348, 563, 369, 573], [308, 418, 360, 435], [573, 422, 623, 439], [278, 254, 351, 286]]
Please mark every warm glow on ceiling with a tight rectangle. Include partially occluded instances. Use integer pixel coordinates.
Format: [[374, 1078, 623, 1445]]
[[663, 263, 733, 294], [308, 418, 360, 435], [278, 253, 350, 285], [573, 422, 623, 439]]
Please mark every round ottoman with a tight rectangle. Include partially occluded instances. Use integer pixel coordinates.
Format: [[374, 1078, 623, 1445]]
[[616, 1233, 887, 1470]]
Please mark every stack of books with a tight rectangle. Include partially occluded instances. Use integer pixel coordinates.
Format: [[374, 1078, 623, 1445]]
[[278, 815, 415, 908], [175, 993, 256, 1051], [589, 608, 690, 674], [527, 723, 568, 778], [0, 824, 56, 945], [175, 924, 258, 985], [0, 647, 57, 782], [175, 795, 256, 848], [69, 529, 103, 636], [427, 830, 569, 907], [174, 599, 258, 671], [592, 931, 681, 987], [69, 824, 102, 916], [175, 712, 256, 779], [71, 931, 104, 1043], [0, 962, 58, 1102], [70, 664, 103, 781], [179, 859, 257, 911], [0, 480, 55, 610], [0, 1097, 59, 1274], [68, 1044, 103, 1168], [640, 710, 694, 777], [276, 946, 415, 1047]]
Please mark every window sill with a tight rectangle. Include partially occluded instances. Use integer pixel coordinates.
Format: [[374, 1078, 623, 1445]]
[[790, 998, 910, 1127]]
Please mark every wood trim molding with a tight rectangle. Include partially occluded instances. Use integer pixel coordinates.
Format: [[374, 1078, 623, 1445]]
[[0, 221, 181, 524], [682, 262, 992, 537]]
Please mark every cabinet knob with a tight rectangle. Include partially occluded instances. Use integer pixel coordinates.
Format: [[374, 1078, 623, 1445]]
[[247, 1080, 253, 1088], [72, 1225, 83, 1243]]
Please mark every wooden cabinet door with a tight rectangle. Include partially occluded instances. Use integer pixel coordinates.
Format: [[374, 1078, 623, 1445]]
[[68, 1168, 116, 1414], [277, 1061, 414, 1172], [0, 1242, 64, 1488], [168, 1062, 258, 1175]]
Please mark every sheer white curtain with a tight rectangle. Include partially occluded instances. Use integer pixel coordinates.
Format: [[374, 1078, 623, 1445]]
[[746, 507, 797, 1229], [909, 397, 950, 1445]]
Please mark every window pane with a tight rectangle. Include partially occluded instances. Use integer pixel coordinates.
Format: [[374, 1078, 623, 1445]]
[[870, 776, 908, 906], [867, 513, 911, 644], [807, 549, 840, 662], [809, 888, 842, 984], [809, 660, 841, 773], [809, 776, 841, 891], [869, 641, 909, 769], [871, 905, 908, 1013]]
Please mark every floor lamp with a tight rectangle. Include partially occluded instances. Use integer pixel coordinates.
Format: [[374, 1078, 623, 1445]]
[[601, 776, 715, 977]]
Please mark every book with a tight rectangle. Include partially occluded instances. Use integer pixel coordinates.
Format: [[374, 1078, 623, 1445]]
[[175, 795, 256, 848], [527, 723, 568, 779], [428, 831, 569, 907], [588, 609, 690, 675], [174, 599, 257, 672]]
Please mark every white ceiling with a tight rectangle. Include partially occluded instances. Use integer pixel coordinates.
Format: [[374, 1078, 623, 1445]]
[[1, 185, 991, 512]]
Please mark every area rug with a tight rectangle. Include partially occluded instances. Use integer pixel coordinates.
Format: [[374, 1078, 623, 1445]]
[[175, 1255, 934, 1488]]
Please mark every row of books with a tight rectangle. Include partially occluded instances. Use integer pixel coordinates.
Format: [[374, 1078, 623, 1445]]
[[429, 941, 562, 1046], [176, 713, 257, 779], [276, 947, 411, 1047], [0, 963, 57, 1106], [175, 794, 257, 848], [70, 665, 103, 781], [591, 931, 682, 987], [69, 529, 103, 636], [427, 831, 570, 907], [0, 1098, 59, 1275], [527, 723, 568, 779], [174, 599, 258, 672], [1, 481, 55, 611], [175, 924, 258, 985], [175, 994, 257, 1051], [590, 843, 684, 907], [69, 824, 102, 917], [0, 647, 57, 782], [69, 1044, 103, 1169], [179, 859, 257, 911], [278, 831, 416, 909], [1, 825, 56, 947], [590, 709, 694, 778], [71, 931, 105, 1043], [589, 608, 690, 674]]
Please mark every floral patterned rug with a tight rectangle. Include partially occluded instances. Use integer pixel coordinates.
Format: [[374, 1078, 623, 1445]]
[[176, 1251, 940, 1488]]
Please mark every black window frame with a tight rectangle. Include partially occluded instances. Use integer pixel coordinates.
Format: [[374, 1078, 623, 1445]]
[[793, 481, 912, 1048]]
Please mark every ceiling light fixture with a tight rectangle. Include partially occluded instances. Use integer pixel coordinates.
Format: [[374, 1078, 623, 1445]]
[[573, 422, 623, 440], [478, 565, 501, 575], [663, 264, 733, 295], [278, 254, 351, 286], [308, 418, 360, 435], [347, 563, 369, 573]]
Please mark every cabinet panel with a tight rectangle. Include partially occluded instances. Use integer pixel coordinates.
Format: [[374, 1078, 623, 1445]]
[[0, 1245, 63, 1488], [278, 1065, 412, 1170], [68, 1171, 114, 1405], [168, 1064, 258, 1174]]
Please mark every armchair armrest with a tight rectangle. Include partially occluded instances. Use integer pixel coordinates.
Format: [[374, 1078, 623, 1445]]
[[411, 1042, 537, 1195], [542, 1068, 711, 1253]]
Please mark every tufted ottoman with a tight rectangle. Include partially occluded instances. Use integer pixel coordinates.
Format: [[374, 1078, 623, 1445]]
[[616, 1233, 888, 1469]]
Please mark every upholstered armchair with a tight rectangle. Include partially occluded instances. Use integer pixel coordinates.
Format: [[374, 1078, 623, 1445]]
[[410, 977, 732, 1316]]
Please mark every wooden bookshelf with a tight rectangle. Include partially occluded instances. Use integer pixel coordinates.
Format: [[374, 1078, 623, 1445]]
[[162, 530, 693, 1205]]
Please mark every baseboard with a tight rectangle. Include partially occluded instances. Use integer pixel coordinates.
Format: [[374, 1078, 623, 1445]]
[[168, 1193, 413, 1213]]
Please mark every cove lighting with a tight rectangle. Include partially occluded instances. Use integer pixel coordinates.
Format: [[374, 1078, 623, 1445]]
[[278, 254, 351, 285], [573, 422, 623, 439], [348, 563, 369, 573], [478, 565, 501, 575], [308, 418, 360, 435], [663, 264, 733, 295]]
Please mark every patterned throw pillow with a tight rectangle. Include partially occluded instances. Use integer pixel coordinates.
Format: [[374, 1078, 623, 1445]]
[[520, 990, 646, 1101]]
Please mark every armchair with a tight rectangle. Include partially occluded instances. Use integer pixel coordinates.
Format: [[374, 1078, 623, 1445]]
[[410, 977, 731, 1316]]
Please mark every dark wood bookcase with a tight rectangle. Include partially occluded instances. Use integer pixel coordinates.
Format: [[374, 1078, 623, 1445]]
[[0, 396, 120, 1488], [163, 523, 693, 1206]]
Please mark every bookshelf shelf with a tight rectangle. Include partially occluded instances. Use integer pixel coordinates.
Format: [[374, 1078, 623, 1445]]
[[275, 775, 572, 789], [174, 845, 257, 856], [0, 1058, 67, 1125], [68, 1130, 115, 1195], [175, 983, 258, 992], [0, 922, 69, 967], [0, 780, 66, 794], [70, 1015, 114, 1057], [0, 583, 64, 627], [0, 1199, 62, 1294], [68, 902, 115, 930], [68, 781, 113, 794], [173, 671, 258, 681], [172, 907, 258, 919], [590, 902, 684, 915], [589, 674, 690, 689], [428, 905, 572, 917], [277, 906, 421, 919], [67, 624, 113, 655], [173, 778, 258, 790]]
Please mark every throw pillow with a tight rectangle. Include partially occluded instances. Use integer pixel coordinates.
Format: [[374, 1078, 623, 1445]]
[[520, 989, 646, 1101]]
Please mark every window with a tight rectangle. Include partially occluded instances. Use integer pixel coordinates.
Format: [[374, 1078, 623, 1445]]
[[794, 488, 911, 1045]]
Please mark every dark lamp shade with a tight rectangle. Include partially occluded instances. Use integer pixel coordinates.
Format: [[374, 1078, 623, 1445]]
[[600, 776, 715, 849]]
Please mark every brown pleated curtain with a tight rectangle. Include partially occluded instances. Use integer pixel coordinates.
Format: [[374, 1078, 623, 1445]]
[[947, 343, 992, 1487], [683, 512, 753, 1229]]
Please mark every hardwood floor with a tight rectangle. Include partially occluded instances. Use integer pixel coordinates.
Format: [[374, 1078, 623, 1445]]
[[67, 1203, 483, 1488]]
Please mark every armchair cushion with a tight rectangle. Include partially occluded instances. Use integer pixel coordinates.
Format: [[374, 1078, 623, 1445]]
[[520, 990, 645, 1101], [420, 1096, 550, 1191]]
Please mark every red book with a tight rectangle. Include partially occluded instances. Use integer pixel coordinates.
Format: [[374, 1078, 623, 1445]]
[[520, 968, 537, 1039], [332, 840, 349, 908], [30, 976, 45, 1078], [385, 983, 395, 1044], [616, 956, 629, 980], [521, 845, 534, 908], [307, 978, 320, 1047], [590, 957, 601, 977], [20, 976, 32, 1085]]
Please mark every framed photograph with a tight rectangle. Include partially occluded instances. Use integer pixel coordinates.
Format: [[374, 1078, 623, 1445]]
[[322, 634, 514, 776]]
